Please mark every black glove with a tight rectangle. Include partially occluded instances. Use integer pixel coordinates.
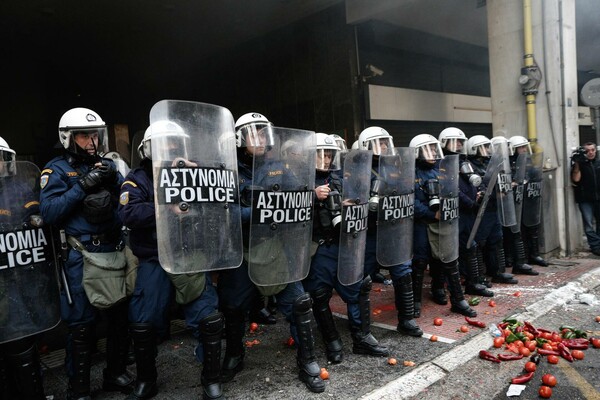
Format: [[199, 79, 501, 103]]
[[97, 159, 117, 184], [78, 168, 104, 192]]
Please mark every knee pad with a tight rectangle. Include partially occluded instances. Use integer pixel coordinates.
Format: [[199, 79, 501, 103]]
[[312, 287, 333, 305], [292, 292, 312, 314], [199, 312, 224, 336], [359, 276, 372, 295]]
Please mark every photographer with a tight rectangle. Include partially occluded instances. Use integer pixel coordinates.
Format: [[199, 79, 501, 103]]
[[571, 142, 600, 255]]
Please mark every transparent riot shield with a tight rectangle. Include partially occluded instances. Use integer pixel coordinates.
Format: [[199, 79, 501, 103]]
[[510, 153, 528, 233], [248, 127, 315, 286], [376, 148, 415, 266], [0, 161, 60, 344], [523, 152, 543, 227], [493, 142, 517, 227], [338, 149, 372, 285], [435, 154, 459, 262], [150, 100, 243, 273]]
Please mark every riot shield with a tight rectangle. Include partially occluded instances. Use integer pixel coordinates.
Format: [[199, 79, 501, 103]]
[[523, 152, 543, 227], [0, 161, 60, 344], [434, 154, 459, 262], [376, 148, 414, 266], [248, 127, 315, 286], [150, 100, 243, 273], [338, 149, 372, 285], [493, 142, 517, 227], [510, 153, 528, 233]]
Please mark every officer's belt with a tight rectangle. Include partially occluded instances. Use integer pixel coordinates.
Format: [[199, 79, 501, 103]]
[[75, 232, 121, 245]]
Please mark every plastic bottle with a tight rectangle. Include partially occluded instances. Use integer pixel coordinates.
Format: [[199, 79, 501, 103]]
[[489, 324, 502, 337]]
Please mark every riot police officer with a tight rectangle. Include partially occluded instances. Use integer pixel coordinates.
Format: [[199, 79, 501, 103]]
[[466, 135, 519, 285], [358, 127, 423, 334], [119, 121, 224, 400], [509, 135, 548, 266], [0, 137, 56, 399], [39, 108, 133, 400], [217, 113, 325, 393], [438, 128, 493, 297], [410, 134, 476, 317], [490, 136, 538, 277], [304, 133, 390, 364]]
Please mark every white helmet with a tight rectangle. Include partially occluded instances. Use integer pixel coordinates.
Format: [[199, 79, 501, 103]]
[[351, 141, 359, 150], [315, 133, 340, 171], [438, 127, 467, 155], [357, 126, 395, 155], [58, 107, 108, 155], [409, 133, 444, 161], [508, 135, 532, 155], [0, 136, 16, 177], [235, 112, 274, 148], [466, 135, 492, 157], [330, 134, 347, 151], [490, 136, 509, 155], [141, 120, 189, 161]]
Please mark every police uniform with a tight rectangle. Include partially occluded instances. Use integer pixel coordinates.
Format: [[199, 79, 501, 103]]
[[39, 153, 133, 399], [119, 158, 222, 400]]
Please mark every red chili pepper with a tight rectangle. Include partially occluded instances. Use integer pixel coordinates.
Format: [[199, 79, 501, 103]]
[[524, 321, 539, 336], [557, 343, 574, 362], [563, 338, 589, 345], [497, 353, 524, 361], [537, 349, 560, 356], [537, 328, 552, 334], [479, 350, 501, 363], [465, 317, 486, 328], [515, 325, 524, 333], [511, 371, 535, 384], [498, 322, 509, 329], [562, 341, 589, 350]]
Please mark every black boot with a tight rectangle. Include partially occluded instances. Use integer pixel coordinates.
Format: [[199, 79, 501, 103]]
[[463, 247, 494, 297], [67, 324, 93, 400], [475, 245, 493, 288], [249, 293, 276, 325], [221, 307, 245, 383], [411, 259, 427, 318], [200, 312, 224, 400], [0, 355, 9, 400], [393, 274, 423, 337], [292, 293, 326, 393], [444, 261, 477, 317], [429, 261, 448, 305], [311, 287, 343, 363], [6, 343, 45, 400], [103, 303, 134, 394], [127, 324, 158, 400], [351, 277, 389, 357], [487, 241, 518, 284], [528, 229, 548, 266], [511, 235, 539, 276]]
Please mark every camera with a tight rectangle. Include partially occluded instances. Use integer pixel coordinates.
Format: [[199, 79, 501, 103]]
[[459, 161, 482, 188], [319, 190, 342, 229], [424, 179, 440, 211], [368, 179, 382, 212], [570, 146, 587, 163]]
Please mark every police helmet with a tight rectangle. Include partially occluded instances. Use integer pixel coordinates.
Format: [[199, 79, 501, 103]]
[[235, 112, 274, 149], [58, 107, 108, 155], [0, 136, 16, 177], [409, 134, 444, 161], [508, 135, 532, 155], [466, 135, 492, 157], [141, 121, 189, 161], [330, 134, 347, 151], [315, 133, 340, 171], [438, 127, 467, 155], [357, 126, 395, 155], [490, 136, 509, 155]]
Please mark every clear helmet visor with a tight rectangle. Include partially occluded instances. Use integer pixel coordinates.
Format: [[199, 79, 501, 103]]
[[367, 137, 395, 156], [444, 138, 467, 155], [152, 132, 190, 161], [0, 150, 16, 177], [238, 124, 275, 149], [512, 143, 532, 155], [475, 143, 492, 157], [67, 126, 109, 156], [417, 142, 444, 161], [316, 148, 340, 171], [334, 137, 347, 151]]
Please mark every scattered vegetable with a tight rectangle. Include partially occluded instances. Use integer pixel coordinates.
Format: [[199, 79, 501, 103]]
[[542, 374, 557, 387], [468, 297, 481, 306], [433, 318, 443, 326], [524, 361, 537, 372], [320, 367, 329, 380], [465, 317, 486, 328], [547, 355, 559, 364], [497, 353, 524, 361], [430, 335, 438, 342], [539, 385, 553, 398], [479, 350, 500, 363], [249, 322, 258, 332], [387, 358, 397, 365], [511, 371, 535, 384]]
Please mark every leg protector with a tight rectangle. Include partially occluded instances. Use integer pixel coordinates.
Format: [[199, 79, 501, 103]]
[[68, 324, 93, 398], [429, 260, 448, 305], [103, 303, 134, 393], [292, 293, 325, 393], [199, 312, 224, 400], [221, 307, 246, 383], [528, 228, 548, 266], [489, 241, 518, 284], [350, 277, 389, 357], [511, 235, 539, 275], [411, 259, 427, 318], [311, 287, 343, 364], [6, 344, 45, 400], [464, 247, 494, 297], [127, 323, 158, 400], [475, 245, 492, 288], [443, 261, 477, 317], [393, 274, 423, 337]]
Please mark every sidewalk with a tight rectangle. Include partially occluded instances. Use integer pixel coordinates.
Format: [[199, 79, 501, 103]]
[[40, 252, 600, 399]]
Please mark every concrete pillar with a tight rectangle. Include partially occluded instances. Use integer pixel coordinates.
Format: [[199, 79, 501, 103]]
[[487, 0, 580, 255]]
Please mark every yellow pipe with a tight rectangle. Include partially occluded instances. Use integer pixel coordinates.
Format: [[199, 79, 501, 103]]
[[523, 0, 541, 153]]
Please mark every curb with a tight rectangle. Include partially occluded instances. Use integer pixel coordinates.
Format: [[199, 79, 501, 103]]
[[360, 265, 600, 400]]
